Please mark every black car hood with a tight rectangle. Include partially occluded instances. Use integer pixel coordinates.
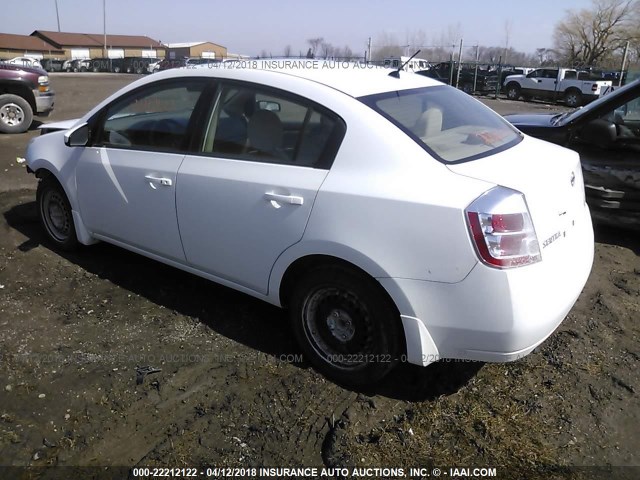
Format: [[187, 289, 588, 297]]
[[503, 113, 556, 127]]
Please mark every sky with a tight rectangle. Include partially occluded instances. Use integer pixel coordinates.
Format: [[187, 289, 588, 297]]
[[5, 0, 594, 56]]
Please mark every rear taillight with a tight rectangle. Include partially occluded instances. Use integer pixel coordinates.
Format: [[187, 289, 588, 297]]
[[591, 84, 598, 92], [466, 187, 541, 268]]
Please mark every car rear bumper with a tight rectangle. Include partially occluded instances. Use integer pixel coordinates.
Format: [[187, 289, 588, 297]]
[[381, 203, 594, 366], [35, 91, 55, 115]]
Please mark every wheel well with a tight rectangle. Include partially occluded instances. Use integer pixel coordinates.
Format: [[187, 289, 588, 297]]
[[0, 82, 36, 112], [279, 254, 407, 354], [34, 168, 54, 180], [279, 254, 398, 313], [564, 87, 581, 95], [506, 82, 519, 90]]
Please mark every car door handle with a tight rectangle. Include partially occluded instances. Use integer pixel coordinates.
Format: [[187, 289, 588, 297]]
[[264, 192, 304, 205], [145, 175, 172, 186]]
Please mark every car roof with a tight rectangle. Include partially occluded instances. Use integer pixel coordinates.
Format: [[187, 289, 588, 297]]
[[157, 60, 442, 97]]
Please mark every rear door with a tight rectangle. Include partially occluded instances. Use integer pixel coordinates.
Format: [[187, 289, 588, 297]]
[[176, 82, 345, 294]]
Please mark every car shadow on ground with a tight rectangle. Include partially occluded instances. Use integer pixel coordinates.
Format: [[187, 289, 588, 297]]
[[28, 120, 44, 131], [594, 223, 640, 255], [4, 198, 482, 402]]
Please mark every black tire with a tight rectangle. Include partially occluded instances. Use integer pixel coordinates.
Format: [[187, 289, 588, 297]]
[[289, 264, 402, 387], [461, 82, 473, 94], [135, 67, 144, 74], [113, 66, 121, 73], [506, 83, 521, 100], [92, 66, 100, 73], [564, 89, 583, 108], [0, 94, 34, 134], [36, 176, 78, 251]]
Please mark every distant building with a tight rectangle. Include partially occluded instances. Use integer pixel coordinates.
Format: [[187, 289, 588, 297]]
[[31, 30, 165, 59], [0, 32, 64, 60], [166, 41, 227, 60]]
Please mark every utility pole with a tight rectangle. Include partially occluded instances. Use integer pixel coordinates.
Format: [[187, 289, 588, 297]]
[[367, 37, 371, 64], [455, 38, 463, 89], [473, 44, 479, 92], [54, 0, 61, 31], [619, 41, 629, 87], [103, 0, 107, 57]]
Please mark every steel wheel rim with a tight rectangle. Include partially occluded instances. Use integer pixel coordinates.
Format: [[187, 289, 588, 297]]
[[0, 103, 25, 127], [41, 189, 71, 242], [302, 286, 375, 371]]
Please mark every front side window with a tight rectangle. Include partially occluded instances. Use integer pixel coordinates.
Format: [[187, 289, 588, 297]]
[[97, 80, 206, 151], [598, 95, 640, 143], [360, 85, 522, 163], [200, 83, 344, 168]]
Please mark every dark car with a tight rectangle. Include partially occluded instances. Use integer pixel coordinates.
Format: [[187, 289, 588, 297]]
[[123, 57, 152, 74], [505, 78, 640, 229], [41, 59, 64, 72], [158, 57, 188, 71], [89, 57, 124, 73], [65, 59, 91, 72], [417, 62, 497, 94], [0, 63, 54, 133]]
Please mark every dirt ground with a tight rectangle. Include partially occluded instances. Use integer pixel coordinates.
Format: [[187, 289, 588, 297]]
[[0, 74, 638, 477]]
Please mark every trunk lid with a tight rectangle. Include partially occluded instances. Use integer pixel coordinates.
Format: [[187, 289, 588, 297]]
[[448, 136, 586, 263]]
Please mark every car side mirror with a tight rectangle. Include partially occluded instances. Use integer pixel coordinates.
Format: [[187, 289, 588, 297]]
[[64, 123, 89, 147], [578, 119, 617, 147]]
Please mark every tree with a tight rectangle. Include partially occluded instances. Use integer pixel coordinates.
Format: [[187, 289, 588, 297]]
[[307, 37, 324, 57], [553, 0, 638, 67], [283, 45, 292, 57], [320, 42, 335, 58]]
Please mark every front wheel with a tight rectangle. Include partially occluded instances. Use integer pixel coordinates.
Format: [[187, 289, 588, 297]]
[[0, 94, 33, 134], [289, 265, 402, 387], [37, 176, 78, 251]]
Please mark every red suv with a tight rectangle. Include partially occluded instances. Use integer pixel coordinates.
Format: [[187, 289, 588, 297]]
[[0, 62, 55, 133]]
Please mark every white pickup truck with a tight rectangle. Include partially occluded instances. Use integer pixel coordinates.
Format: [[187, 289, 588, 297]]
[[504, 68, 612, 107]]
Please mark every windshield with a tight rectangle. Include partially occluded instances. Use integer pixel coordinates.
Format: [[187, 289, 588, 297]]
[[359, 85, 522, 163], [560, 79, 640, 125]]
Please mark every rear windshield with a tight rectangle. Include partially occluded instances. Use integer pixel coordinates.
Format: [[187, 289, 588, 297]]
[[359, 85, 522, 163]]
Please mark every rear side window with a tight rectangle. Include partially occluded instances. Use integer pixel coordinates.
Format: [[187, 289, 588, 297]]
[[359, 85, 522, 163], [200, 83, 344, 168]]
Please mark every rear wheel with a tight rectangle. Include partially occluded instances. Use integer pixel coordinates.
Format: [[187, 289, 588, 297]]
[[0, 94, 33, 134], [113, 66, 121, 73], [289, 265, 402, 387], [506, 83, 521, 100], [37, 176, 78, 251], [461, 82, 474, 94], [564, 89, 583, 108]]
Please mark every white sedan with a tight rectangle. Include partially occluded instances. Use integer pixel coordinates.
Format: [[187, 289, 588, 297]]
[[25, 63, 594, 386], [5, 56, 43, 69]]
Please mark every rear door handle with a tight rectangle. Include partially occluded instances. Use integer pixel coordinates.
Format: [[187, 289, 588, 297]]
[[145, 175, 172, 187], [264, 192, 304, 205]]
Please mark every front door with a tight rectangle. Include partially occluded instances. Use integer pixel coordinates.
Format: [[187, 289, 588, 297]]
[[76, 78, 208, 262]]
